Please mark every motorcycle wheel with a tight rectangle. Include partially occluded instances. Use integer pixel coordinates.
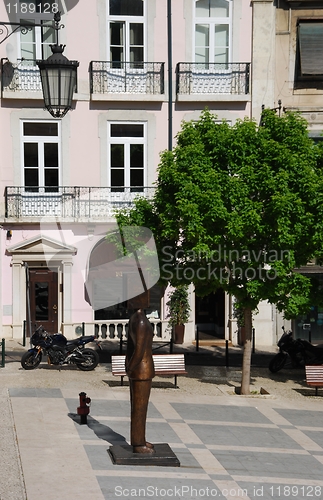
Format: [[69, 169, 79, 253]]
[[21, 351, 42, 370], [76, 348, 99, 371], [269, 352, 287, 373]]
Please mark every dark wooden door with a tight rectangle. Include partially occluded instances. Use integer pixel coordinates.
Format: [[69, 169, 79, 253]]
[[29, 269, 58, 334]]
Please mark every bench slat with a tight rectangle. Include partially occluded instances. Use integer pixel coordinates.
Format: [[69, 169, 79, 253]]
[[155, 370, 187, 375]]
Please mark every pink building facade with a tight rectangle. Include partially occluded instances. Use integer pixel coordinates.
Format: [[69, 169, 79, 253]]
[[0, 0, 253, 344]]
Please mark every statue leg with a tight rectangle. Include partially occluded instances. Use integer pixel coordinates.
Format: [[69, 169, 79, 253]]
[[130, 379, 155, 454]]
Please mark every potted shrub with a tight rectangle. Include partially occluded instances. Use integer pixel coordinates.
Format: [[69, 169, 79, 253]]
[[166, 285, 191, 344]]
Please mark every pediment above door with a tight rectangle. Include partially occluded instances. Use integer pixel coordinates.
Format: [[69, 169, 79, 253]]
[[7, 234, 77, 262]]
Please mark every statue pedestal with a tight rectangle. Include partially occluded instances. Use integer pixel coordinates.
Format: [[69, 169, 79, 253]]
[[108, 443, 180, 466]]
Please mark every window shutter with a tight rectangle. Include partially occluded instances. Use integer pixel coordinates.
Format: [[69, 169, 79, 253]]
[[299, 23, 323, 75]]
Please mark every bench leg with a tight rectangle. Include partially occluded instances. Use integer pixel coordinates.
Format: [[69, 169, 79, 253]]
[[121, 375, 124, 387], [316, 387, 318, 396], [174, 375, 178, 388]]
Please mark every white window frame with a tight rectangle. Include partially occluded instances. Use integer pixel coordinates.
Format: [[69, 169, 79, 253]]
[[107, 0, 147, 63], [17, 1, 57, 60], [107, 121, 147, 190], [193, 0, 232, 64], [20, 120, 61, 191]]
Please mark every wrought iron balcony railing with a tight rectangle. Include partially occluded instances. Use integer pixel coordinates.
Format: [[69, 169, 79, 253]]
[[5, 186, 155, 220], [1, 59, 42, 93], [176, 62, 250, 95], [90, 61, 165, 95]]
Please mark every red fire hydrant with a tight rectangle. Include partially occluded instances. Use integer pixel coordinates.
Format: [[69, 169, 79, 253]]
[[77, 392, 91, 424]]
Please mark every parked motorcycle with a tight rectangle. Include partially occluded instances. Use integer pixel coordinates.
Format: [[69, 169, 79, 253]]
[[269, 326, 323, 373], [21, 325, 100, 371]]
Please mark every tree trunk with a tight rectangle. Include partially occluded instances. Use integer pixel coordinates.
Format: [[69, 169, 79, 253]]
[[240, 307, 253, 395]]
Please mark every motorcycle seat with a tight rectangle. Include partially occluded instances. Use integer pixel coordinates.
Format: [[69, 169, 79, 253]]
[[66, 335, 95, 346], [302, 340, 323, 350]]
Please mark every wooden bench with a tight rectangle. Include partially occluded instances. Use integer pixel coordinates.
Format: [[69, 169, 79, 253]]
[[305, 365, 323, 395], [111, 354, 187, 388]]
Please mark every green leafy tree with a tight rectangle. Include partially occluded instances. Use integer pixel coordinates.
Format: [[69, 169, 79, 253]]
[[115, 109, 323, 394]]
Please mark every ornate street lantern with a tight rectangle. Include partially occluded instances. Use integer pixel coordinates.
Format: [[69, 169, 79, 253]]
[[37, 43, 79, 118], [0, 12, 79, 118], [36, 13, 79, 118]]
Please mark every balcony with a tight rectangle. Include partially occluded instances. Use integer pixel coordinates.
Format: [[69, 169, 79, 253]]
[[1, 59, 43, 98], [74, 319, 166, 343], [176, 62, 251, 102], [4, 186, 155, 222], [90, 61, 165, 101]]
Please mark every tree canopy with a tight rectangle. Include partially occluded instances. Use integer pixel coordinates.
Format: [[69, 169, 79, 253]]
[[115, 108, 323, 393]]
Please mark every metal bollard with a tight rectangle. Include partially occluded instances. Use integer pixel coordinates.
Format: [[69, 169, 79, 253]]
[[23, 321, 26, 347], [195, 325, 199, 352], [225, 339, 229, 368], [252, 327, 256, 354], [1, 338, 5, 368]]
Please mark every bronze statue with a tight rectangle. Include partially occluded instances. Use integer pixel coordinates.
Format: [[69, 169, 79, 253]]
[[125, 309, 155, 454]]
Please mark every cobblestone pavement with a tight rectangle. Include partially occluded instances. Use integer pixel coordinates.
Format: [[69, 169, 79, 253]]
[[1, 340, 323, 500]]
